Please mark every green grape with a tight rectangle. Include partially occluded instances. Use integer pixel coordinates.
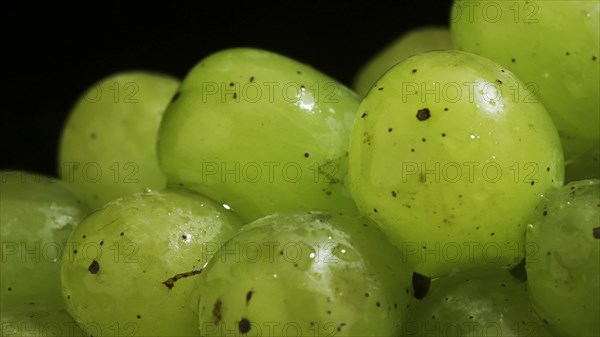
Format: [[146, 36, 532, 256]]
[[60, 188, 243, 337], [157, 48, 359, 222], [1, 170, 90, 308], [58, 72, 180, 208], [1, 301, 85, 337], [403, 269, 552, 336], [354, 26, 453, 97], [451, 0, 600, 179], [525, 179, 600, 336], [348, 50, 564, 278], [198, 211, 412, 337]]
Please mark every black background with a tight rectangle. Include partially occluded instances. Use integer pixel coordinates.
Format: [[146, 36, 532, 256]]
[[1, 1, 454, 177]]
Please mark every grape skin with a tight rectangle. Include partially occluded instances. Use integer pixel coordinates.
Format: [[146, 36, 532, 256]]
[[451, 0, 600, 180], [58, 72, 180, 208], [1, 170, 90, 308], [197, 211, 413, 337], [60, 188, 243, 337], [526, 179, 600, 336], [354, 26, 453, 97], [348, 50, 564, 278], [404, 269, 552, 337], [157, 48, 359, 222]]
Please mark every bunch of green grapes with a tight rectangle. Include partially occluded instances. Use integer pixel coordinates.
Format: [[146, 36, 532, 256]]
[[3, 2, 599, 334]]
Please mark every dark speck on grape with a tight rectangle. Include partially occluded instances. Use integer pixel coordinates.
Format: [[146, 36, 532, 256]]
[[90, 132, 97, 140], [239, 318, 251, 334], [376, 301, 381, 307], [593, 56, 597, 61], [249, 76, 254, 83], [416, 108, 431, 121], [543, 211, 548, 216], [378, 87, 384, 91], [391, 191, 397, 198], [137, 315, 141, 319], [212, 299, 222, 323], [412, 69, 417, 74], [304, 152, 309, 158], [229, 82, 234, 87], [120, 232, 124, 236], [246, 290, 254, 304], [388, 128, 393, 132], [593, 227, 600, 239], [88, 260, 100, 274], [511, 58, 516, 63], [566, 52, 570, 56], [361, 112, 368, 118]]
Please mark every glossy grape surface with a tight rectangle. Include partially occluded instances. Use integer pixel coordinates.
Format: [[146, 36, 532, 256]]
[[404, 269, 552, 336], [349, 50, 564, 277], [526, 179, 600, 336], [198, 211, 412, 337], [158, 48, 359, 222], [451, 0, 600, 180], [60, 188, 242, 336], [1, 171, 90, 307]]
